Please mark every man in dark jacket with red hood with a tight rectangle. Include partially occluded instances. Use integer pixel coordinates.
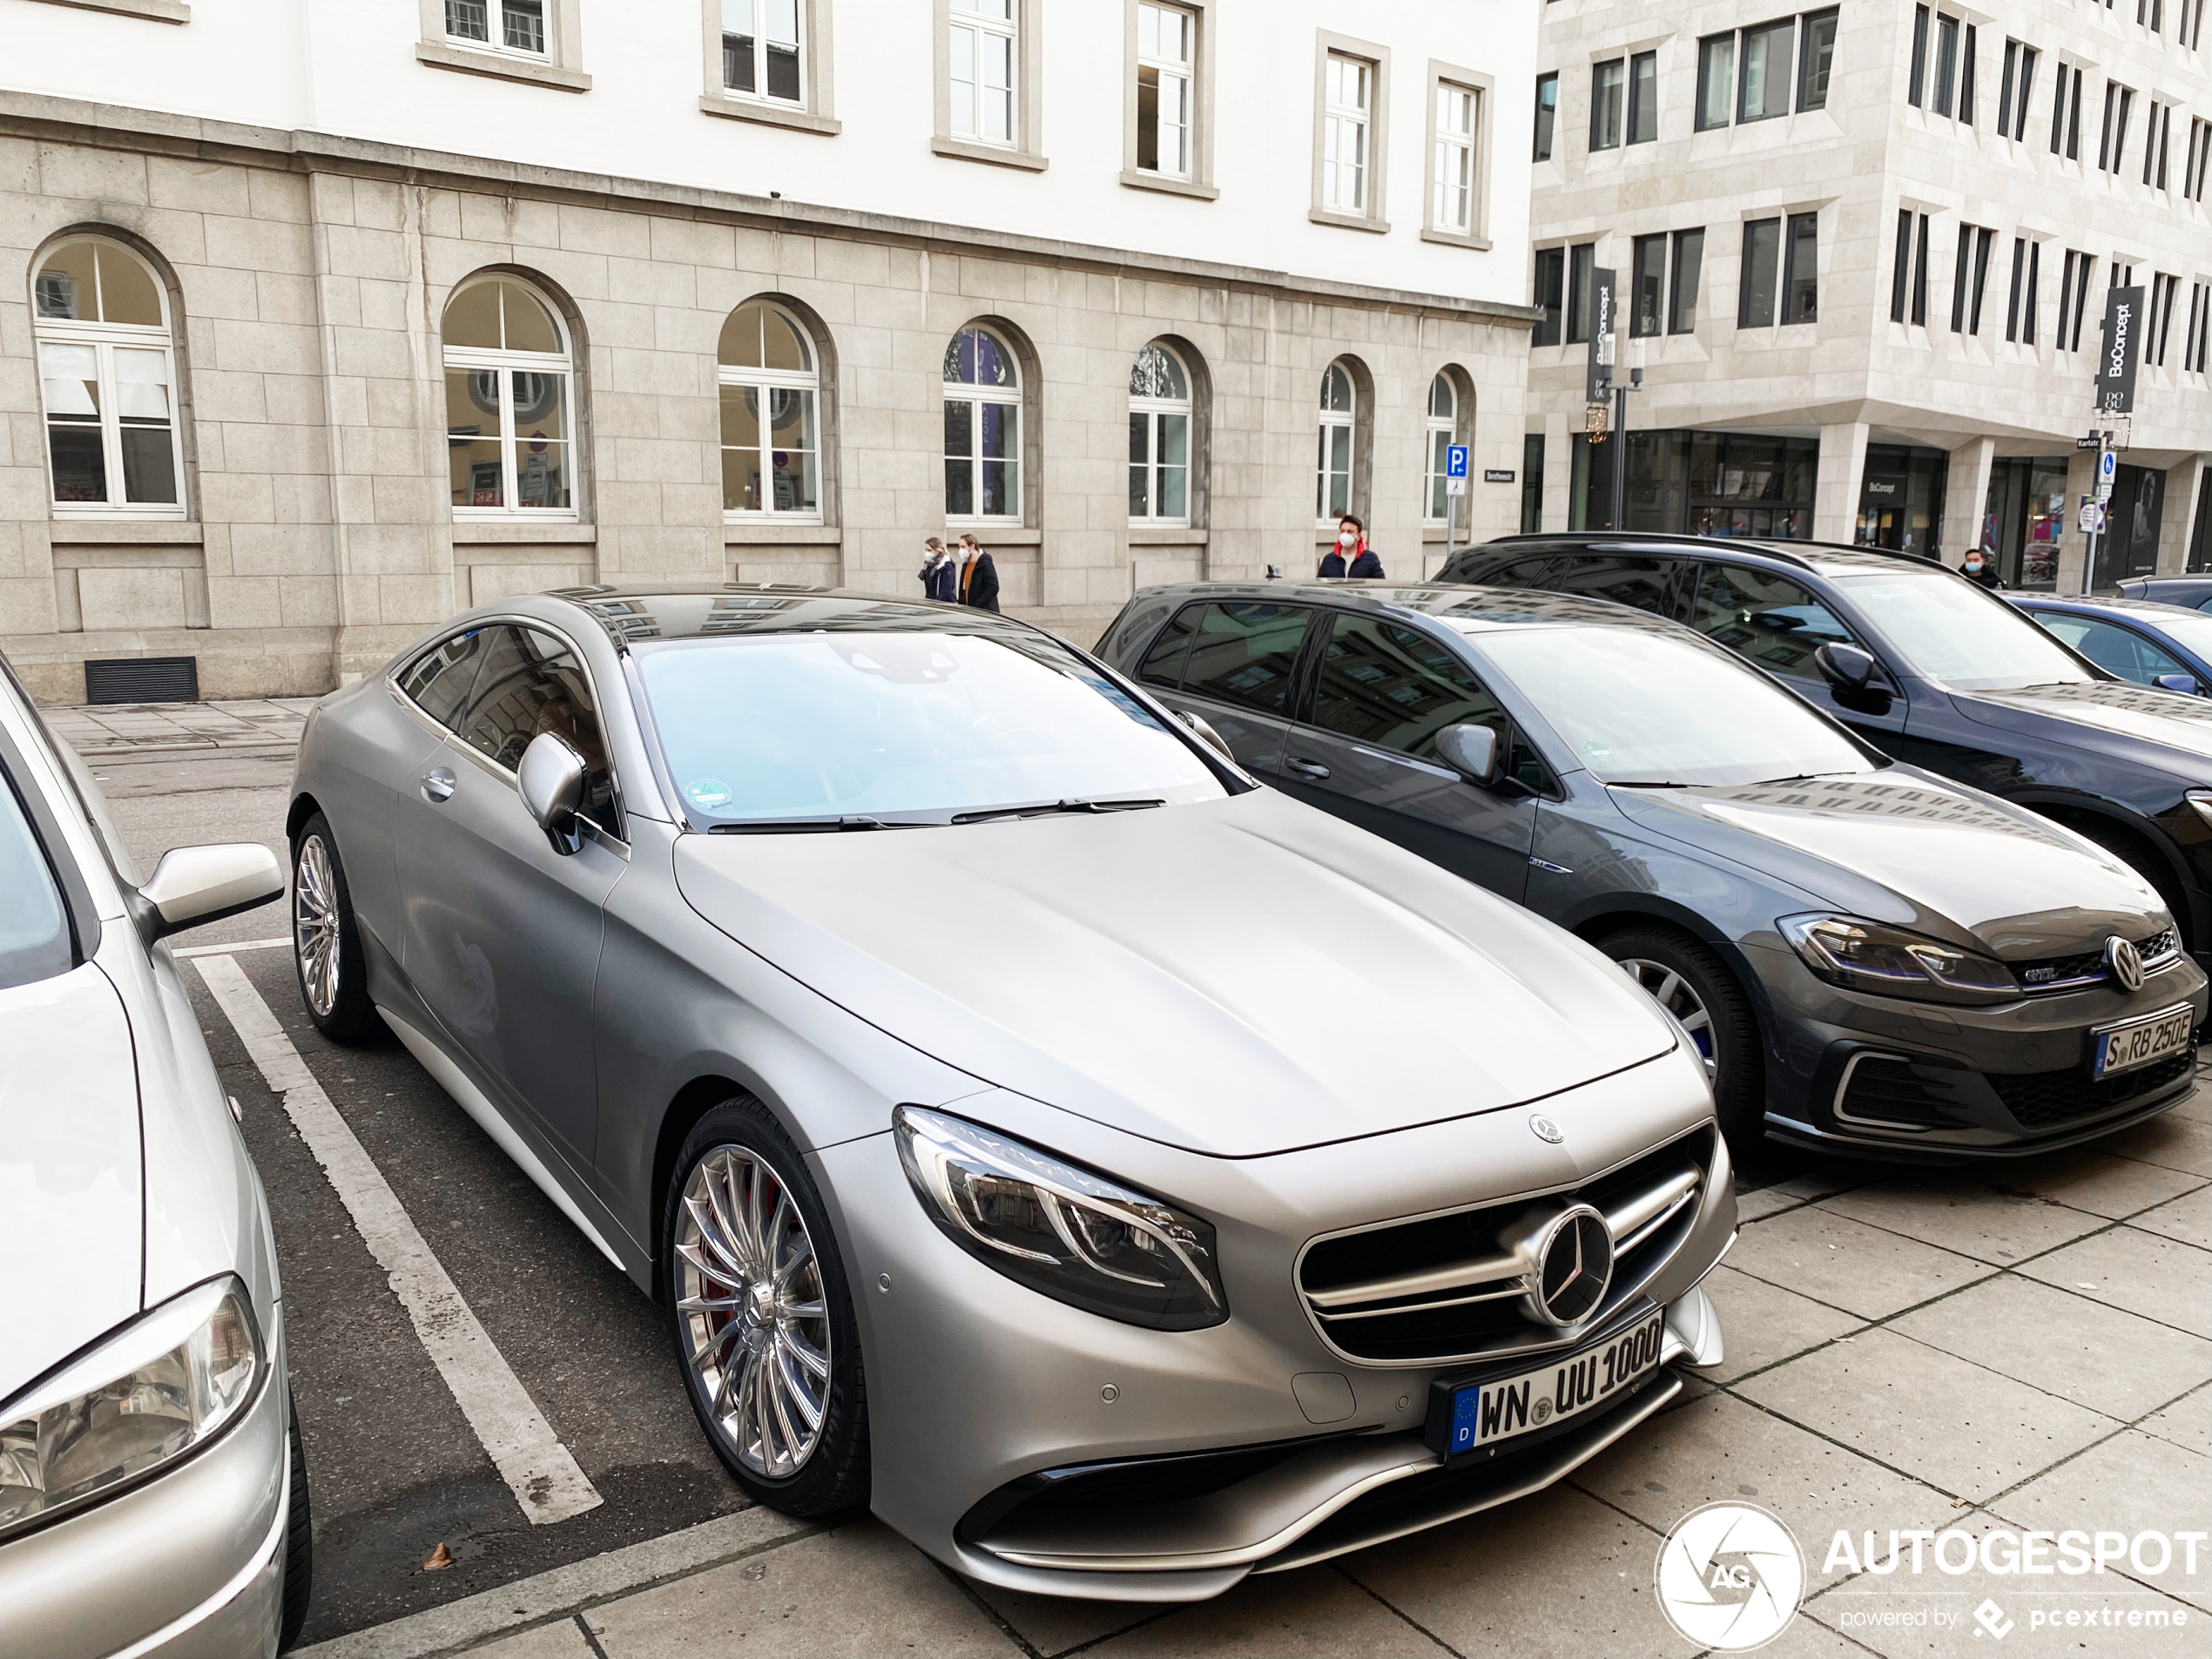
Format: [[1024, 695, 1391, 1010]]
[[1319, 515, 1385, 579]]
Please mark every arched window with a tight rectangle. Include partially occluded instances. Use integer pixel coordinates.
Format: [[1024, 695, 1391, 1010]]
[[943, 325, 1021, 523], [1424, 373, 1457, 524], [442, 274, 576, 518], [719, 300, 820, 522], [1128, 341, 1191, 527], [31, 237, 185, 517], [1317, 361, 1355, 523]]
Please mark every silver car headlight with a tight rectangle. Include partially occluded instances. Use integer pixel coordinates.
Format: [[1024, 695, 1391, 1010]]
[[0, 1277, 263, 1542], [894, 1107, 1228, 1331], [1779, 914, 2017, 1004]]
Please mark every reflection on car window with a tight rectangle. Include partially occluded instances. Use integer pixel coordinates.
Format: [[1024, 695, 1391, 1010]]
[[399, 628, 492, 730], [1688, 565, 1856, 678], [1182, 604, 1314, 714], [2031, 615, 2188, 686], [453, 627, 617, 829], [1440, 550, 1559, 588], [634, 631, 1226, 825], [0, 765, 73, 990], [1136, 604, 1204, 689], [1831, 572, 2092, 690], [1541, 555, 1693, 618], [1312, 615, 1502, 759]]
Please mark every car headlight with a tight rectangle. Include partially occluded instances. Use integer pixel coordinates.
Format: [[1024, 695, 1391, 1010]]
[[1779, 914, 2017, 1003], [0, 1278, 263, 1543], [894, 1107, 1228, 1331]]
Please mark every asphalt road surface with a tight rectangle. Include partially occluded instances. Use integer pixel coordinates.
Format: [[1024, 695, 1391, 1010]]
[[98, 742, 1841, 1649]]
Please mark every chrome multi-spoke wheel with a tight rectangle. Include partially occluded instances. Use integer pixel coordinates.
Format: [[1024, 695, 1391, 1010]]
[[1620, 956, 1717, 1084], [293, 835, 341, 1019], [676, 1147, 832, 1480]]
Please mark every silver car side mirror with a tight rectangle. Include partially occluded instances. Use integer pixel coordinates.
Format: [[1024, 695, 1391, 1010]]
[[1434, 722, 1500, 785], [517, 732, 588, 854], [1174, 708, 1235, 764], [137, 844, 284, 940]]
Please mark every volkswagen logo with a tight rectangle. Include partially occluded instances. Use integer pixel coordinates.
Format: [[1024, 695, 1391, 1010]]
[[1521, 1204, 1615, 1328], [1528, 1113, 1565, 1144], [2105, 934, 2146, 994]]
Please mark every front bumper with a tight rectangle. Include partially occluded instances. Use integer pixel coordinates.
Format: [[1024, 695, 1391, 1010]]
[[1745, 941, 2208, 1159], [0, 1321, 290, 1659], [813, 1046, 1732, 1601]]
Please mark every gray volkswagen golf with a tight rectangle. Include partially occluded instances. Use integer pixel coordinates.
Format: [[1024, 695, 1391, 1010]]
[[287, 585, 1733, 1601], [1101, 583, 2207, 1163]]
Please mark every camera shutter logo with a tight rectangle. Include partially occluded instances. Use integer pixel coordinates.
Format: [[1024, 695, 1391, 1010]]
[[1655, 1502, 1805, 1651]]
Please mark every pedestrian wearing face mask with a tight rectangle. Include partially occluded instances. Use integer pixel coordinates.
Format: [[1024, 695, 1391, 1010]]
[[1959, 549, 2004, 590], [1319, 515, 1385, 579]]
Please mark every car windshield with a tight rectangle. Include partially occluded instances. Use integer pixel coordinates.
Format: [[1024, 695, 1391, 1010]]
[[1831, 571, 2094, 691], [0, 764, 74, 990], [634, 630, 1226, 826], [1472, 626, 1874, 787]]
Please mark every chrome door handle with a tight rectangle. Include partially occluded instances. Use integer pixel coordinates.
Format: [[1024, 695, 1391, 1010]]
[[421, 767, 456, 803], [1285, 758, 1332, 780]]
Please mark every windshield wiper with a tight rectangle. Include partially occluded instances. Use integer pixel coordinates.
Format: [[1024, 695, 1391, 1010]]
[[707, 815, 931, 833], [1605, 779, 1689, 789], [949, 797, 1166, 825]]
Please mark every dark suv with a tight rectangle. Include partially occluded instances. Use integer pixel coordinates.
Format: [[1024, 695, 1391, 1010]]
[[1439, 533, 2212, 968]]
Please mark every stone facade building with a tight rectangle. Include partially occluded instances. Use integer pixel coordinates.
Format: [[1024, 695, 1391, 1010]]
[[1527, 0, 2210, 588], [0, 0, 1537, 703]]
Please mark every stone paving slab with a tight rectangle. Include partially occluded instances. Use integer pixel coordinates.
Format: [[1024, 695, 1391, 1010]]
[[39, 696, 318, 755]]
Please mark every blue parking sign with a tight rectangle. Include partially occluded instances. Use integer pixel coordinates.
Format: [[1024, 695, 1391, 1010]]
[[1446, 444, 1469, 479]]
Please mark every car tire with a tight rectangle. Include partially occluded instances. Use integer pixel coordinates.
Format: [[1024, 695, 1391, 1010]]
[[1597, 927, 1765, 1149], [290, 813, 379, 1045], [278, 1390, 314, 1652], [664, 1100, 869, 1520]]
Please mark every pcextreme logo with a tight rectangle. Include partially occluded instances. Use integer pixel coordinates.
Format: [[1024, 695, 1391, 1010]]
[[1655, 1502, 1807, 1652]]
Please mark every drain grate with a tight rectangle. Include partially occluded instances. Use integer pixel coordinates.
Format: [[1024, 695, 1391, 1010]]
[[84, 656, 199, 705]]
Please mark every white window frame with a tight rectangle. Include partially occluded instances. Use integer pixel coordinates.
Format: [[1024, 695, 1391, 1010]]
[[1322, 53, 1372, 215], [948, 0, 1018, 148], [1135, 3, 1195, 180], [31, 237, 188, 523], [1423, 374, 1457, 526], [932, 0, 1044, 169], [444, 0, 547, 57], [720, 0, 805, 108], [442, 276, 580, 524], [1423, 61, 1494, 250], [1311, 32, 1391, 233], [417, 0, 588, 89], [1128, 341, 1193, 529], [720, 301, 824, 526], [699, 0, 838, 132], [1316, 361, 1357, 528], [943, 326, 1023, 527]]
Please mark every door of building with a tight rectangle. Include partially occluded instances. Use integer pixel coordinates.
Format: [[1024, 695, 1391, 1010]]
[[2104, 464, 2167, 582]]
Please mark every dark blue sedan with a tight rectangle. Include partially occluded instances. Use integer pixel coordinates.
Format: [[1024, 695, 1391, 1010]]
[[2116, 577, 2212, 611], [2009, 594, 2212, 698]]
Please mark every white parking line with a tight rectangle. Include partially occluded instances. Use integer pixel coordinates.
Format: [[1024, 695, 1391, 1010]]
[[172, 935, 291, 958], [193, 952, 604, 1526]]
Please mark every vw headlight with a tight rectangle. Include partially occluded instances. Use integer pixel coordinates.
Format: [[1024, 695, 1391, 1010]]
[[1780, 914, 2017, 1003], [0, 1278, 263, 1542], [894, 1107, 1228, 1330]]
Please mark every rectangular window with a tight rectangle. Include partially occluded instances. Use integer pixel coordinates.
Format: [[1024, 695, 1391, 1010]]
[[2066, 65, 2083, 158], [2188, 119, 2212, 200], [1629, 51, 1658, 143], [2098, 81, 2134, 172], [949, 0, 1017, 145], [2021, 239, 2040, 345], [2146, 102, 2170, 187], [1782, 211, 1818, 323], [2150, 273, 2177, 364], [1534, 71, 1559, 160], [1321, 51, 1372, 212], [448, 0, 544, 56], [2010, 45, 2037, 140], [2006, 237, 2027, 341], [1631, 233, 1668, 336], [1697, 34, 1735, 129], [1136, 3, 1194, 178], [1970, 225, 1994, 333], [722, 0, 802, 102], [1959, 25, 1976, 124], [1999, 39, 2015, 132], [1567, 242, 1596, 343], [1891, 208, 1914, 323], [1797, 9, 1837, 109], [1951, 226, 1973, 333], [1739, 19, 1793, 121], [1669, 228, 1705, 333], [1912, 212, 1931, 325], [1591, 58, 1625, 150], [2188, 282, 2211, 374], [1740, 217, 1781, 327], [1521, 435, 1546, 534], [1431, 80, 1480, 236], [1533, 247, 1565, 345], [1932, 14, 1958, 116], [1909, 5, 1929, 106], [2058, 249, 2095, 350]]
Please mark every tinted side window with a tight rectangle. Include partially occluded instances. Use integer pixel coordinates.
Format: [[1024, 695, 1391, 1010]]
[[1548, 555, 1693, 617], [399, 628, 493, 729], [1136, 603, 1205, 689], [1438, 550, 1561, 587], [0, 763, 73, 990], [1688, 564, 1856, 678], [1312, 615, 1505, 762], [454, 627, 617, 827], [1182, 604, 1315, 714], [2031, 615, 2187, 685]]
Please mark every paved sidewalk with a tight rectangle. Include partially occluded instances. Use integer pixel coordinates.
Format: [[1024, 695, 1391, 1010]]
[[41, 697, 318, 757], [297, 1075, 2212, 1659]]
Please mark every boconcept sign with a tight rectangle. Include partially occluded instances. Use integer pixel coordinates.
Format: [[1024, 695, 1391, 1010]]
[[2097, 285, 2143, 415]]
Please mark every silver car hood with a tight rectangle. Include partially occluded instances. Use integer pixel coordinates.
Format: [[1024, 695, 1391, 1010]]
[[674, 788, 1676, 1157], [0, 963, 143, 1404]]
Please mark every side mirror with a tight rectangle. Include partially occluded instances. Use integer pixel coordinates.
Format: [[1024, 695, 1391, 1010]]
[[1174, 707, 1236, 763], [2155, 672, 2202, 696], [1813, 643, 1894, 714], [517, 732, 588, 853], [1434, 722, 1501, 785], [138, 844, 284, 941]]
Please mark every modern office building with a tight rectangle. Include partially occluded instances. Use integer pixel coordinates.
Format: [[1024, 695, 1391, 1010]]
[[0, 0, 1536, 701], [1527, 0, 2211, 588]]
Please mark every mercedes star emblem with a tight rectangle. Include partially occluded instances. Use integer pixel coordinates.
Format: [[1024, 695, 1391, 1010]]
[[1529, 1113, 1565, 1144], [2105, 934, 2146, 994], [1524, 1204, 1615, 1327]]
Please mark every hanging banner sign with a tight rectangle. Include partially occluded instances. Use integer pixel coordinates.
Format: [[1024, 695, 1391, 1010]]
[[1586, 268, 1617, 405], [2096, 286, 2143, 415]]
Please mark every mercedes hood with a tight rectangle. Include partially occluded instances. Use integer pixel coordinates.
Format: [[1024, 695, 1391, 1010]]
[[673, 788, 1679, 1157]]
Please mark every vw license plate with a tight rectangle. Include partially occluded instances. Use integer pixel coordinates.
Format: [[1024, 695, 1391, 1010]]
[[1441, 1312, 1666, 1457], [2093, 1006, 2195, 1080]]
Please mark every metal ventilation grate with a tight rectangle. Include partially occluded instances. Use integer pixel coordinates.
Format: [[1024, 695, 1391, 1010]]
[[84, 656, 199, 705]]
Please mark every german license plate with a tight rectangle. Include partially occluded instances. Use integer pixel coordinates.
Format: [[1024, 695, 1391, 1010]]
[[2092, 1005, 2195, 1080], [1442, 1312, 1666, 1456]]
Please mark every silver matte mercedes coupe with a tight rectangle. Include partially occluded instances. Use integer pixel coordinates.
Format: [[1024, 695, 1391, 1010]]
[[287, 585, 1735, 1600]]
